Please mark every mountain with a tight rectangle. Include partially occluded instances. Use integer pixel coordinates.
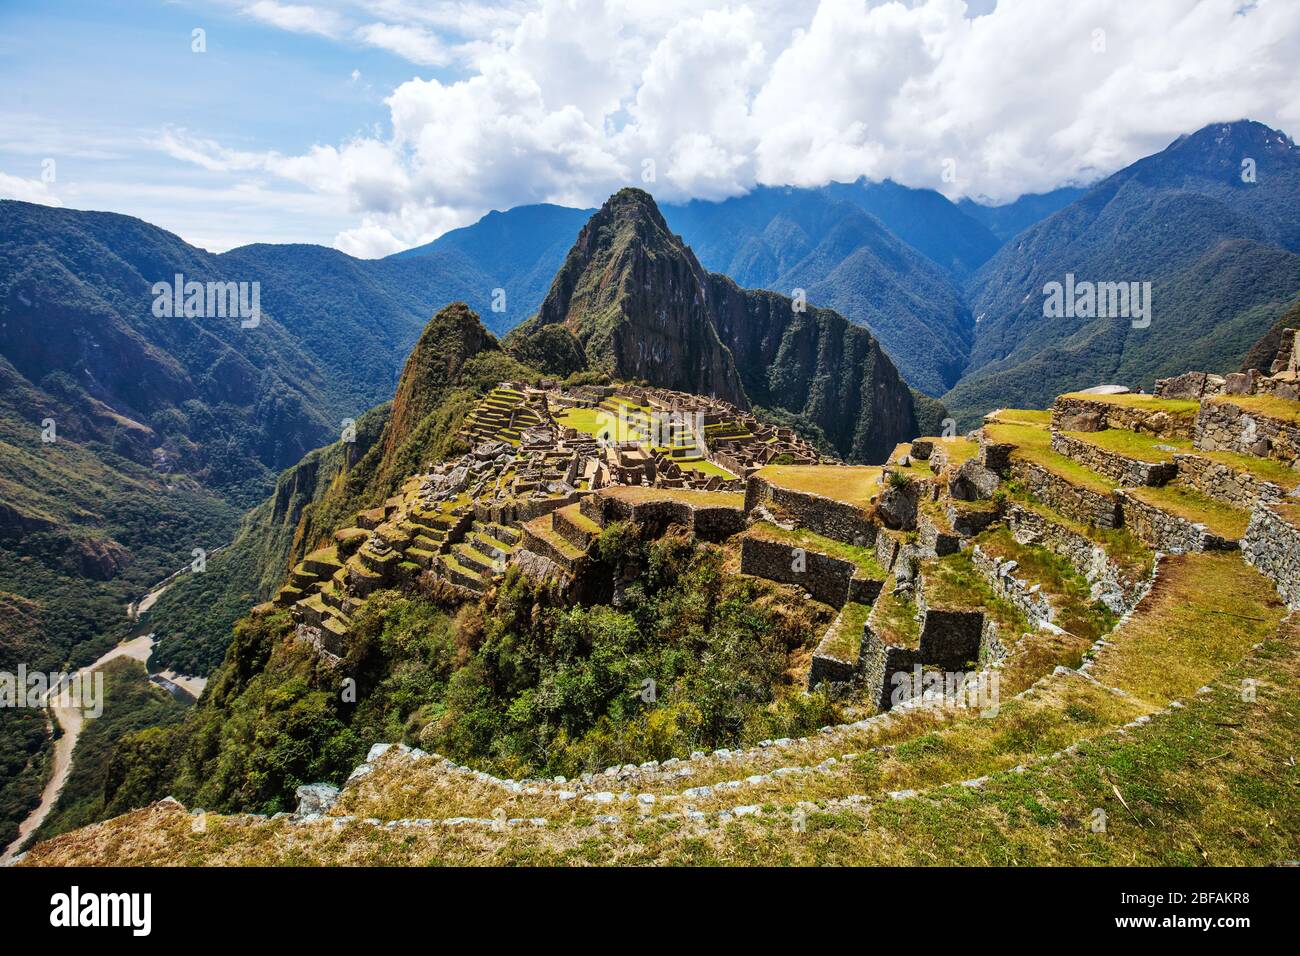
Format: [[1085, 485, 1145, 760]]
[[148, 304, 536, 674], [390, 203, 592, 334], [944, 120, 1300, 425], [663, 187, 977, 395], [957, 187, 1090, 243], [509, 188, 919, 462]]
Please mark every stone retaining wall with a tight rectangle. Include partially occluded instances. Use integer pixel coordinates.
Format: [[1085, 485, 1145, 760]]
[[1052, 396, 1195, 440], [1242, 504, 1300, 609], [1116, 490, 1237, 553], [582, 493, 746, 542], [1050, 432, 1176, 487], [1010, 459, 1120, 528], [857, 630, 920, 711], [744, 476, 876, 546], [1173, 453, 1289, 510], [1194, 399, 1300, 469], [740, 536, 856, 608], [970, 544, 1055, 628], [1003, 502, 1147, 615]]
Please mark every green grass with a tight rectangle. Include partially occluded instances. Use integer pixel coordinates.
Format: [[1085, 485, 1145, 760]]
[[1000, 481, 1154, 579], [601, 486, 744, 509], [746, 521, 887, 579], [1124, 483, 1252, 539], [756, 465, 882, 508], [922, 552, 1031, 637], [986, 408, 1051, 427], [1063, 429, 1192, 462], [1207, 391, 1300, 424], [821, 602, 873, 661], [870, 575, 921, 648], [975, 528, 1118, 641], [679, 459, 736, 479], [987, 421, 1118, 494]]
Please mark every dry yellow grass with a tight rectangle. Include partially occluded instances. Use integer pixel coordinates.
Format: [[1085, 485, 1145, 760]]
[[756, 465, 882, 508]]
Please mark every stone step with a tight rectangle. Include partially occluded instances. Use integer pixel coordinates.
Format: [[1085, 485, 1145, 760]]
[[486, 523, 522, 545], [454, 542, 499, 577], [521, 515, 585, 572]]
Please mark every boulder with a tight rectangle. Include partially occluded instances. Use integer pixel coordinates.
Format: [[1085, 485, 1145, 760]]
[[948, 459, 1000, 501], [295, 783, 340, 816]]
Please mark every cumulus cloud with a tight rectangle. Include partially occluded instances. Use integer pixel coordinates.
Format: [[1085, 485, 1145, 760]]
[[175, 0, 1300, 255]]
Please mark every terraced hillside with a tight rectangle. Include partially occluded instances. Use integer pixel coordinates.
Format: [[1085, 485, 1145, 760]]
[[17, 342, 1300, 866]]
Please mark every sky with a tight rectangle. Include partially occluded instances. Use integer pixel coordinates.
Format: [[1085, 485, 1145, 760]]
[[2, 0, 1299, 257]]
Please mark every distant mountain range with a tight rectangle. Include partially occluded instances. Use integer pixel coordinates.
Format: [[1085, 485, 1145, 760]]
[[946, 120, 1300, 424], [3, 118, 1298, 684]]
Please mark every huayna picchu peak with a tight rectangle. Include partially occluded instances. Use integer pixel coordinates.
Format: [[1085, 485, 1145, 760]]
[[508, 189, 919, 464]]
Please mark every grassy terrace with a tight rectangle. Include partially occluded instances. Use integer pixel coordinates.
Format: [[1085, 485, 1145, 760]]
[[746, 521, 887, 579], [756, 464, 882, 508], [1059, 392, 1201, 416], [1189, 448, 1300, 490], [1123, 483, 1251, 539], [556, 407, 642, 442], [679, 459, 736, 479], [1206, 391, 1300, 424], [1272, 502, 1300, 530], [930, 436, 979, 468], [600, 485, 744, 509], [984, 421, 1118, 495], [1063, 428, 1191, 462], [922, 551, 1030, 637], [974, 528, 1117, 641], [1086, 551, 1284, 706], [1001, 481, 1154, 579], [821, 601, 873, 662], [870, 574, 921, 648], [887, 442, 936, 479], [986, 407, 1051, 427]]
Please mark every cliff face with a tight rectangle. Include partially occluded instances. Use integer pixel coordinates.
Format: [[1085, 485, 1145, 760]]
[[512, 188, 918, 462], [528, 188, 746, 405]]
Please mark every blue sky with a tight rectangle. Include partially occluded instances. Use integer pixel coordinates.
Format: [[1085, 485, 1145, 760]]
[[3, 1, 1296, 257]]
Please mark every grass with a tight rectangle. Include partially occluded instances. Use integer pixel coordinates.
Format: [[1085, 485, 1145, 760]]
[[1059, 392, 1201, 416], [1000, 480, 1154, 580], [820, 602, 873, 662], [975, 528, 1118, 641], [986, 408, 1051, 427], [756, 465, 882, 508], [600, 486, 744, 509], [1207, 392, 1300, 424], [746, 521, 887, 579], [1124, 483, 1252, 540], [987, 422, 1119, 495], [555, 407, 640, 442], [679, 459, 736, 479], [869, 575, 921, 648], [1062, 429, 1191, 462], [922, 552, 1031, 637], [1086, 551, 1284, 706], [887, 443, 935, 479]]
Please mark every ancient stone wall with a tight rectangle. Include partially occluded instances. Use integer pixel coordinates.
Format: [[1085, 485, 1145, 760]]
[[1241, 505, 1300, 609], [744, 476, 876, 546], [1051, 396, 1195, 440], [1003, 502, 1148, 615], [1194, 400, 1300, 469], [1050, 432, 1176, 487], [1010, 459, 1120, 528], [1174, 453, 1289, 510], [739, 536, 855, 608], [970, 544, 1055, 628], [1116, 490, 1237, 553]]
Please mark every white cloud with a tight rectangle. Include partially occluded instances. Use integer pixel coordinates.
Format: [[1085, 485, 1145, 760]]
[[0, 171, 61, 206], [241, 1, 346, 37], [356, 22, 453, 65], [165, 0, 1300, 254]]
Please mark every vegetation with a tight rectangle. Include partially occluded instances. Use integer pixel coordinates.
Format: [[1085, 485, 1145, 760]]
[[756, 464, 882, 508], [1123, 483, 1252, 539]]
